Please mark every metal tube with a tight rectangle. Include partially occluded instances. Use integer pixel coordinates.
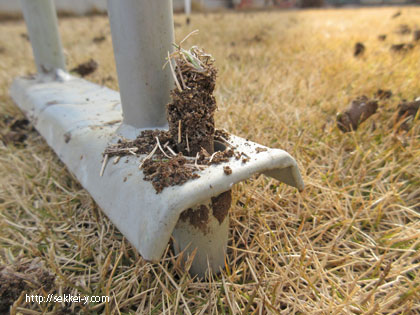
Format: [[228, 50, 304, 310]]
[[20, 0, 66, 73], [185, 0, 191, 16], [107, 0, 175, 129], [172, 200, 229, 277]]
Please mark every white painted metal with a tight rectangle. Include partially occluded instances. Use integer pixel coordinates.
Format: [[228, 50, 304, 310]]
[[185, 0, 191, 16], [20, 0, 66, 73], [107, 0, 174, 129], [10, 74, 303, 269]]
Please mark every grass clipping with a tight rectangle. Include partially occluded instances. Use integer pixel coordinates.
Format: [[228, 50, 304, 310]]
[[104, 43, 234, 193]]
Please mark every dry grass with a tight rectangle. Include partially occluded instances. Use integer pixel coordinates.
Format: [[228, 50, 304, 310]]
[[0, 7, 419, 314]]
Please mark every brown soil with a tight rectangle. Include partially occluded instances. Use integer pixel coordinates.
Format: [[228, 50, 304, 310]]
[[179, 205, 210, 232], [166, 46, 217, 156], [354, 42, 365, 57], [395, 24, 411, 35], [211, 191, 232, 224], [391, 11, 401, 19], [414, 30, 420, 41], [390, 43, 414, 53], [92, 35, 106, 43], [142, 155, 200, 193], [223, 166, 232, 175], [378, 34, 387, 41], [0, 117, 34, 145], [396, 100, 419, 130], [70, 59, 98, 77], [337, 96, 378, 132], [375, 89, 392, 100], [255, 147, 268, 153], [0, 258, 55, 313]]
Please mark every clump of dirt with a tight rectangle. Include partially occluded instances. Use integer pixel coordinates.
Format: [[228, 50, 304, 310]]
[[92, 35, 106, 43], [390, 43, 414, 53], [0, 258, 55, 313], [166, 45, 217, 156], [395, 24, 411, 35], [142, 155, 200, 193], [375, 89, 392, 100], [396, 100, 419, 130], [223, 166, 232, 175], [0, 117, 34, 145], [337, 96, 378, 132], [354, 42, 365, 57], [391, 11, 401, 19], [378, 34, 387, 41], [70, 59, 98, 77], [413, 30, 420, 41]]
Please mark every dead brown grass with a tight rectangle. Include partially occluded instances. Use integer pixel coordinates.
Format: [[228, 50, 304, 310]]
[[0, 7, 419, 314]]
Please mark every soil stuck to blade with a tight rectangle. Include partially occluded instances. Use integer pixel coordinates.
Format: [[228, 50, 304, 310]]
[[166, 46, 217, 156]]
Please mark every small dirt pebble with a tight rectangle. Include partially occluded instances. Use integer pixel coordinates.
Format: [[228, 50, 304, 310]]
[[71, 59, 98, 77], [354, 42, 365, 57], [375, 89, 392, 100], [413, 30, 420, 41], [223, 166, 232, 175], [390, 43, 414, 53], [378, 34, 387, 41], [395, 24, 411, 35]]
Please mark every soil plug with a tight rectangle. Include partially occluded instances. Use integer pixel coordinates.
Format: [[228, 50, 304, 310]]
[[337, 96, 378, 132], [166, 44, 217, 156]]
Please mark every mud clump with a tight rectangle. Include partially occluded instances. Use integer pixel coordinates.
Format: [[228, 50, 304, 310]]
[[142, 155, 199, 193], [0, 258, 55, 313], [395, 24, 411, 35], [337, 96, 378, 132], [396, 100, 419, 130], [375, 89, 392, 100], [92, 35, 106, 43], [166, 46, 217, 156], [71, 59, 98, 77], [413, 30, 420, 42], [211, 191, 232, 224], [223, 166, 232, 175], [390, 43, 414, 53], [354, 42, 365, 57], [391, 11, 401, 19], [0, 118, 34, 145], [378, 34, 387, 41]]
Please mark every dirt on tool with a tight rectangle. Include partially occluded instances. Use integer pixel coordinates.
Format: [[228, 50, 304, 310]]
[[337, 96, 378, 132], [166, 45, 217, 156], [0, 258, 55, 313], [70, 58, 98, 77], [354, 42, 365, 57], [0, 117, 34, 145], [375, 89, 393, 100], [211, 191, 232, 224], [396, 100, 419, 130], [179, 205, 210, 232]]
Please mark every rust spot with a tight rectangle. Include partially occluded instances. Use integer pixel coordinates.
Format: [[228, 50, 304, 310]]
[[211, 190, 231, 224], [179, 205, 209, 233]]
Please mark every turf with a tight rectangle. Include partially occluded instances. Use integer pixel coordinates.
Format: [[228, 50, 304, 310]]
[[0, 7, 419, 314]]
